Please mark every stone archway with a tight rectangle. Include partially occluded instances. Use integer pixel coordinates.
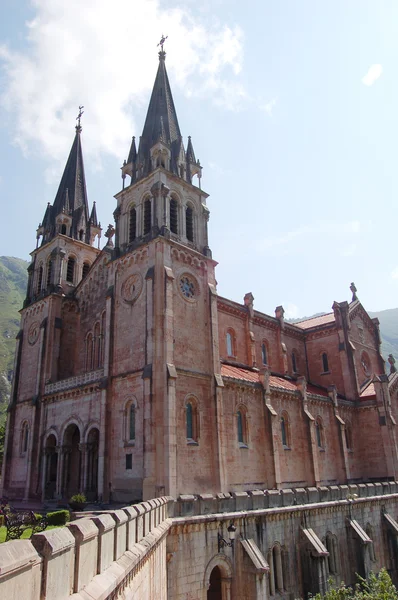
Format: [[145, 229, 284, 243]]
[[207, 566, 222, 600], [44, 434, 58, 500], [85, 428, 99, 500], [62, 424, 81, 498], [204, 555, 232, 600]]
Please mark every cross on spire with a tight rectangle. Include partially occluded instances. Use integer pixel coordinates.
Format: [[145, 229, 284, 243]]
[[76, 105, 84, 132], [157, 34, 168, 52]]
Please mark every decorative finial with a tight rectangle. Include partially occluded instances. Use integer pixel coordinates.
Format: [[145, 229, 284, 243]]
[[105, 224, 115, 248], [76, 105, 84, 132], [157, 34, 168, 60], [350, 282, 358, 302], [157, 34, 168, 52], [388, 354, 397, 374]]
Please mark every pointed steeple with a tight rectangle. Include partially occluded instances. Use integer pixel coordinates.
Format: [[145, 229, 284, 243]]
[[89, 201, 99, 227], [127, 136, 137, 164], [39, 123, 95, 245]]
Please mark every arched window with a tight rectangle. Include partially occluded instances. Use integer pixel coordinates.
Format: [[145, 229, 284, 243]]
[[315, 417, 324, 449], [322, 352, 329, 373], [325, 533, 338, 574], [94, 322, 101, 369], [186, 398, 199, 443], [129, 404, 136, 441], [21, 422, 29, 454], [292, 351, 298, 374], [66, 257, 75, 283], [86, 332, 94, 371], [345, 422, 353, 451], [170, 198, 178, 234], [46, 260, 53, 287], [143, 199, 151, 235], [129, 206, 137, 242], [37, 265, 43, 294], [281, 412, 290, 448], [61, 224, 67, 235], [261, 342, 268, 365], [226, 329, 235, 357], [82, 262, 90, 279], [366, 524, 376, 562], [268, 544, 285, 595], [79, 229, 84, 241], [237, 407, 248, 447], [186, 205, 194, 242]]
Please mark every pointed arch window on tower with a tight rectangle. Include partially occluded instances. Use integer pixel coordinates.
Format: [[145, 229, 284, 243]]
[[186, 206, 194, 242], [61, 224, 67, 235], [143, 199, 152, 235], [82, 262, 90, 279], [170, 198, 178, 234], [129, 206, 137, 242], [129, 404, 136, 441], [322, 352, 329, 373], [261, 342, 268, 365], [66, 257, 75, 283], [37, 266, 43, 294], [46, 260, 53, 287], [79, 229, 84, 241]]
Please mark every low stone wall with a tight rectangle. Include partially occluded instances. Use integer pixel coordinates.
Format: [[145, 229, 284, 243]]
[[0, 496, 173, 600], [177, 481, 397, 516]]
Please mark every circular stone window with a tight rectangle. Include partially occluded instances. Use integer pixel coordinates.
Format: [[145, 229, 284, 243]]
[[28, 321, 40, 346], [121, 273, 143, 305], [179, 273, 198, 301]]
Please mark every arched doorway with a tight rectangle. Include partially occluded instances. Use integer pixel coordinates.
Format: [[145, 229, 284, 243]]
[[44, 434, 58, 500], [86, 428, 99, 500], [207, 566, 222, 600], [63, 424, 81, 498]]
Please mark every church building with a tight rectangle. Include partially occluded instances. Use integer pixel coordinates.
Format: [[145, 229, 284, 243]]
[[2, 48, 398, 509]]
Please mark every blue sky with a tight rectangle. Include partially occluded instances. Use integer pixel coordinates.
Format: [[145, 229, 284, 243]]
[[0, 0, 397, 318]]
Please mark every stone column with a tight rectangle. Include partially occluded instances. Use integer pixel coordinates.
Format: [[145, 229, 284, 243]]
[[41, 450, 48, 502], [260, 367, 281, 488], [55, 446, 63, 498], [79, 443, 88, 493]]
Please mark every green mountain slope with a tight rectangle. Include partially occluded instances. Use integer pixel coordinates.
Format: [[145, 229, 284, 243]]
[[369, 308, 398, 362], [0, 256, 29, 422]]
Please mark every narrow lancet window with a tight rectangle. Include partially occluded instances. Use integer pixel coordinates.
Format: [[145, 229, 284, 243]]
[[186, 206, 193, 242], [144, 199, 151, 235], [46, 260, 53, 287], [37, 266, 43, 293], [170, 198, 178, 234], [262, 343, 268, 365], [322, 352, 329, 372], [66, 257, 75, 283], [129, 404, 136, 441], [186, 402, 193, 439], [82, 262, 90, 279], [129, 207, 137, 242]]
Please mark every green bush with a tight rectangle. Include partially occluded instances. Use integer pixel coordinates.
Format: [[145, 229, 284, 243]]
[[310, 568, 398, 600], [69, 493, 86, 504], [46, 510, 70, 526]]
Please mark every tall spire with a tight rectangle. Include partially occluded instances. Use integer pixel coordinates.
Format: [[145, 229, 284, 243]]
[[135, 49, 181, 178], [39, 118, 92, 245]]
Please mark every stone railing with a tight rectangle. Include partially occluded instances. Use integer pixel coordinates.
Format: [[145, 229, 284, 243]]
[[177, 481, 398, 517], [0, 496, 173, 600], [44, 368, 104, 394]]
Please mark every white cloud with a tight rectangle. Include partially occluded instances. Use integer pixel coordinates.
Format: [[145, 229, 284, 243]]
[[362, 64, 383, 87], [260, 97, 278, 116], [391, 267, 398, 280], [0, 0, 244, 172]]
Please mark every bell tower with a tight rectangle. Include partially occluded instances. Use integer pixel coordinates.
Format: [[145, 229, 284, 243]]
[[108, 47, 223, 501], [114, 48, 211, 258]]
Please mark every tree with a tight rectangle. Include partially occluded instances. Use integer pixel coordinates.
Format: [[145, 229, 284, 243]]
[[0, 419, 6, 472], [310, 569, 398, 600]]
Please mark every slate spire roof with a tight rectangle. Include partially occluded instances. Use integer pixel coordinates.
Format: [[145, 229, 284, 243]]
[[39, 124, 94, 245], [124, 50, 201, 186]]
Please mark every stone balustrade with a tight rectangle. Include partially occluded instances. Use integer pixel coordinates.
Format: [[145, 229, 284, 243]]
[[177, 481, 398, 516], [0, 496, 173, 600], [44, 368, 105, 394]]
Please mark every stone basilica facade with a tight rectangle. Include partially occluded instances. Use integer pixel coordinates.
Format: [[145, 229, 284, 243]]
[[2, 49, 398, 600]]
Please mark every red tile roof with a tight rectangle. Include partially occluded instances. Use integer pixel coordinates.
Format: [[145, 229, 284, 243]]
[[220, 365, 329, 397], [294, 313, 335, 329], [221, 364, 259, 383], [360, 382, 376, 399]]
